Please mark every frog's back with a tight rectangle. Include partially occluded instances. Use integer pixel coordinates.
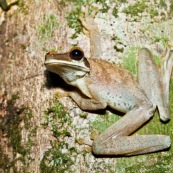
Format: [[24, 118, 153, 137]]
[[86, 58, 148, 112]]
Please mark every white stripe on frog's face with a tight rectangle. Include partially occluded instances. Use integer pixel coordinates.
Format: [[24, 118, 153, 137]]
[[45, 59, 90, 72]]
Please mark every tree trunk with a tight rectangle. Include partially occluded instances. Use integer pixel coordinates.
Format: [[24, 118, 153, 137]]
[[0, 0, 173, 172]]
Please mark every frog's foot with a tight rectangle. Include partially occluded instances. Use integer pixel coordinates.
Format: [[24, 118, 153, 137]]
[[78, 4, 102, 58], [78, 5, 99, 36]]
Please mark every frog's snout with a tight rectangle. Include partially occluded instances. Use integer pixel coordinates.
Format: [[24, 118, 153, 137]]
[[44, 53, 50, 63], [45, 51, 58, 62]]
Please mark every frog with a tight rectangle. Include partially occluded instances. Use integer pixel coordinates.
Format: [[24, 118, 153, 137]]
[[44, 6, 173, 156]]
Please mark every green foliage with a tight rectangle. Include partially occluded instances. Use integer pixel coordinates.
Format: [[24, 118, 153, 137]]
[[112, 6, 119, 18], [152, 36, 169, 47], [66, 0, 111, 38], [79, 113, 88, 119], [94, 0, 109, 13], [43, 99, 72, 138], [159, 0, 167, 8], [123, 1, 148, 17], [170, 2, 173, 16], [150, 9, 159, 18], [122, 0, 173, 19], [66, 8, 83, 39], [41, 99, 77, 172], [38, 14, 59, 41], [122, 153, 173, 172], [122, 47, 139, 76], [40, 141, 75, 173], [91, 113, 120, 133], [118, 0, 127, 2], [153, 54, 161, 66]]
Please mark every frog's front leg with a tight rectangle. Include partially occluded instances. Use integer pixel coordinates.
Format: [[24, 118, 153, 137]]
[[93, 103, 171, 155], [79, 5, 102, 58], [69, 91, 107, 110]]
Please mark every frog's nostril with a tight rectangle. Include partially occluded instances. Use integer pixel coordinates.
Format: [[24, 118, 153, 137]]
[[45, 51, 59, 61]]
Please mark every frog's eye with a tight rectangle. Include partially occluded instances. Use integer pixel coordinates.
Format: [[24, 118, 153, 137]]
[[70, 49, 84, 60]]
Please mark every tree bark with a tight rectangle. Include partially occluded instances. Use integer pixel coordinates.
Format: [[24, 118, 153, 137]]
[[0, 0, 173, 172]]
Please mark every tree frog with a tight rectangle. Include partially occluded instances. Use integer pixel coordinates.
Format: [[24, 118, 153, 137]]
[[44, 7, 173, 156]]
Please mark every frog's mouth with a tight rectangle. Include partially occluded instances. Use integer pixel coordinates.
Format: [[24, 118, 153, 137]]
[[44, 59, 90, 72]]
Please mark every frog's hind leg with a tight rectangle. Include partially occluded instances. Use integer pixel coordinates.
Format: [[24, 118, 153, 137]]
[[92, 104, 171, 156], [93, 135, 170, 156], [92, 48, 171, 156], [78, 5, 102, 58], [161, 49, 173, 105], [138, 48, 170, 122]]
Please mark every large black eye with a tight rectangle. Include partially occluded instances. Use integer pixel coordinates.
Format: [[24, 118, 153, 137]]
[[70, 49, 84, 60]]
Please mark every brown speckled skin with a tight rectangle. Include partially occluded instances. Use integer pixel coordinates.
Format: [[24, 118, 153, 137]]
[[80, 58, 149, 112]]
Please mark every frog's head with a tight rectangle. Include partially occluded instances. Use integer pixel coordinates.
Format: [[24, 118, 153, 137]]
[[44, 48, 90, 85]]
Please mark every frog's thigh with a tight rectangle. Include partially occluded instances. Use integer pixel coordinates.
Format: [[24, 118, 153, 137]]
[[138, 48, 161, 102], [69, 91, 107, 110], [92, 104, 171, 156]]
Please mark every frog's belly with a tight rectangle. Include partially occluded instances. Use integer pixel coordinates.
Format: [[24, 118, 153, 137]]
[[106, 92, 138, 113], [90, 82, 147, 113], [99, 88, 142, 113]]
